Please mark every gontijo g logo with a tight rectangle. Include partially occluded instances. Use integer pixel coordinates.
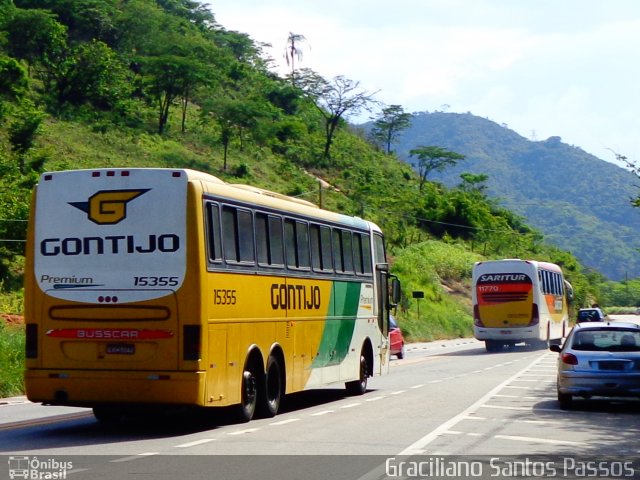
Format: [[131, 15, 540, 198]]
[[69, 189, 150, 225]]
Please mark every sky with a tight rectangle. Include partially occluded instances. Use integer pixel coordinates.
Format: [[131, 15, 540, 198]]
[[208, 0, 640, 165]]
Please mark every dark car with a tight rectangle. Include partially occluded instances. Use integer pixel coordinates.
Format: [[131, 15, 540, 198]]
[[576, 307, 607, 323], [550, 321, 640, 409], [389, 316, 405, 359]]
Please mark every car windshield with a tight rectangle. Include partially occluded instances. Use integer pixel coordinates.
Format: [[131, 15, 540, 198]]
[[571, 329, 640, 352]]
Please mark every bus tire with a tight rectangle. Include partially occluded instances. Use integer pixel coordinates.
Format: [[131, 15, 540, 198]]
[[237, 368, 258, 422], [93, 406, 123, 423], [258, 355, 283, 418], [345, 354, 368, 395], [485, 340, 501, 352]]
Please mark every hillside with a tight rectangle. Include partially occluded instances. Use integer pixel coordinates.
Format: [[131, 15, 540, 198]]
[[0, 0, 610, 337], [390, 112, 640, 280]]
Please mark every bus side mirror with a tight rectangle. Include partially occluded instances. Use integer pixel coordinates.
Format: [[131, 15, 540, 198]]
[[390, 276, 401, 308]]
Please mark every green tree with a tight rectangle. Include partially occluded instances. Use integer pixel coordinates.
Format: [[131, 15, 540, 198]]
[[297, 69, 378, 160], [142, 53, 206, 134], [409, 145, 465, 191], [52, 39, 132, 109], [8, 99, 44, 173], [15, 0, 117, 44], [201, 87, 275, 170], [458, 172, 488, 193], [5, 8, 67, 77], [370, 104, 411, 154], [0, 56, 28, 103]]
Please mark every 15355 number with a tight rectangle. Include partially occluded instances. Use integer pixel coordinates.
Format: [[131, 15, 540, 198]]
[[133, 276, 179, 287], [214, 289, 237, 305]]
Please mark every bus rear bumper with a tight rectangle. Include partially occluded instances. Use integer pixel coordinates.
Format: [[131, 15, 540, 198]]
[[474, 326, 539, 342], [25, 370, 210, 407]]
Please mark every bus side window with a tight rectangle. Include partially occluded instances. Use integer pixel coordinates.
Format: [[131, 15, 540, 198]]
[[256, 212, 284, 267], [341, 230, 354, 274], [332, 229, 343, 272], [222, 206, 238, 262], [206, 202, 222, 263], [360, 233, 372, 275], [373, 233, 385, 266], [310, 224, 333, 273], [222, 205, 255, 264], [296, 221, 310, 269], [256, 213, 268, 265], [268, 215, 284, 266], [353, 233, 363, 274], [353, 233, 372, 276], [284, 219, 310, 270], [320, 226, 333, 272]]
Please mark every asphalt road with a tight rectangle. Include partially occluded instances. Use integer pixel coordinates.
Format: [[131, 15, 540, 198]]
[[1, 320, 639, 479]]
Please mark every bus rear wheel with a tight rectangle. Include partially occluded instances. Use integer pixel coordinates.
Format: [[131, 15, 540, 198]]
[[237, 369, 258, 422], [93, 406, 124, 423], [345, 354, 368, 395], [485, 340, 502, 353], [258, 356, 283, 418]]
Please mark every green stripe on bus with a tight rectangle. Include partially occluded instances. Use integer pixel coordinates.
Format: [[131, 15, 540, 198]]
[[312, 281, 361, 368]]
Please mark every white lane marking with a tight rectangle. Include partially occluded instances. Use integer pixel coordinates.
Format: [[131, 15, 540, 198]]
[[492, 394, 539, 400], [365, 396, 385, 402], [390, 390, 406, 395], [228, 428, 260, 435], [175, 438, 216, 448], [310, 410, 334, 416], [481, 404, 559, 413], [480, 404, 533, 411], [398, 353, 548, 455], [67, 469, 90, 476], [494, 434, 582, 446], [269, 418, 300, 426], [340, 402, 361, 409], [410, 384, 424, 389], [110, 452, 158, 463]]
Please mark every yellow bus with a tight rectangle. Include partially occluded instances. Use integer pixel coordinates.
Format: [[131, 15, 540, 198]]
[[24, 168, 400, 422], [472, 259, 572, 352]]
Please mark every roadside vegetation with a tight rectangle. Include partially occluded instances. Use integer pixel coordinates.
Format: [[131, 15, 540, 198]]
[[0, 0, 638, 396]]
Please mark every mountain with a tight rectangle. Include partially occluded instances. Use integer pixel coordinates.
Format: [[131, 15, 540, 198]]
[[390, 112, 640, 280]]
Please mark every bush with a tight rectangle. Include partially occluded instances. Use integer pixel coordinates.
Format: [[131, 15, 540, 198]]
[[0, 321, 24, 398]]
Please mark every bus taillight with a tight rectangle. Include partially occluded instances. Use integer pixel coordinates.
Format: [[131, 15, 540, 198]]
[[183, 325, 201, 361], [26, 324, 38, 358], [528, 303, 540, 326], [473, 305, 484, 327]]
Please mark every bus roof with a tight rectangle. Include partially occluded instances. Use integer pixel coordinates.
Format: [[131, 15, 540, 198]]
[[474, 259, 562, 273], [39, 168, 381, 233]]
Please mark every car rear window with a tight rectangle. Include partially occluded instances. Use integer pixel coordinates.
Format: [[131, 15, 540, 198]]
[[577, 309, 602, 322], [572, 329, 640, 351]]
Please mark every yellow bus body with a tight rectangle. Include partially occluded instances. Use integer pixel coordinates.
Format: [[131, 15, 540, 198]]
[[24, 168, 396, 420]]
